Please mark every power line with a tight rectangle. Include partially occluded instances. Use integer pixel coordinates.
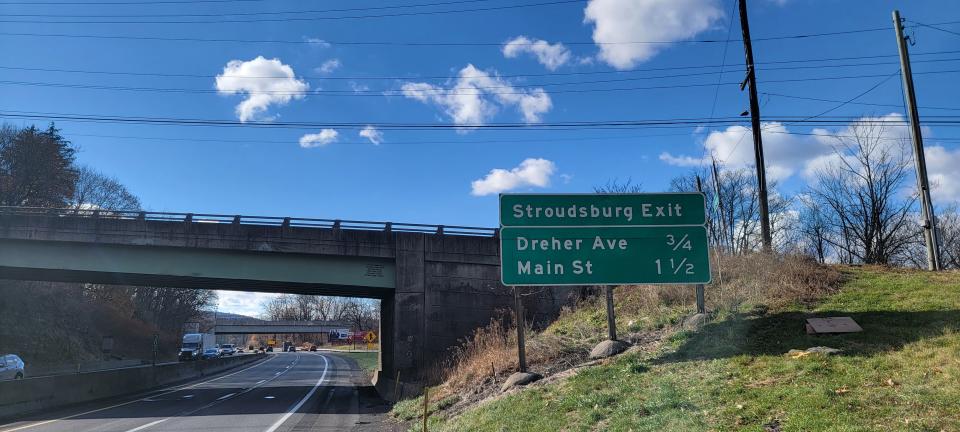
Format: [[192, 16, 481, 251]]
[[3, 109, 957, 131], [5, 29, 958, 49], [701, 0, 740, 168], [761, 92, 960, 112], [3, 69, 959, 97], [0, 0, 269, 4], [2, 0, 534, 18], [12, 56, 960, 82], [0, 0, 589, 24], [907, 19, 960, 38], [781, 71, 900, 125], [64, 130, 701, 146]]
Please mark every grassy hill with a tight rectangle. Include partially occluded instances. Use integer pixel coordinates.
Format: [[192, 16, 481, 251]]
[[398, 265, 960, 431]]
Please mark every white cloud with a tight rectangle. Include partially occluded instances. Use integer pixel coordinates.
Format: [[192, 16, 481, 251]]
[[316, 58, 341, 74], [216, 291, 280, 318], [401, 64, 552, 128], [584, 0, 724, 69], [305, 37, 331, 47], [502, 36, 572, 70], [299, 129, 338, 148], [359, 125, 384, 145], [661, 122, 831, 182], [926, 145, 960, 204], [215, 56, 309, 122], [471, 158, 556, 196], [660, 113, 933, 187], [349, 81, 371, 93], [801, 113, 912, 178]]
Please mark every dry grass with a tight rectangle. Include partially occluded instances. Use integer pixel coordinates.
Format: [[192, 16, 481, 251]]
[[427, 316, 584, 402], [706, 252, 844, 311], [421, 253, 843, 403]]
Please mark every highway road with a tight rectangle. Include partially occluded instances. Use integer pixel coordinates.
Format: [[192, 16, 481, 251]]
[[0, 352, 394, 432]]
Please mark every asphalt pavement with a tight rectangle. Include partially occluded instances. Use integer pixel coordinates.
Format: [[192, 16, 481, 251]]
[[0, 352, 393, 432]]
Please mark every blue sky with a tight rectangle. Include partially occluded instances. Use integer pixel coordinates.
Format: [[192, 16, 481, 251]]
[[2, 0, 958, 315]]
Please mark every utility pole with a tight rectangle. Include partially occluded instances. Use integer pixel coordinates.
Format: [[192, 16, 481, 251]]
[[893, 10, 942, 271], [737, 0, 772, 251], [694, 176, 706, 315]]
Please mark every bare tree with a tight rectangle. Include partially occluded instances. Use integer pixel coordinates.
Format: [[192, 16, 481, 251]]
[[935, 206, 960, 269], [669, 167, 792, 254], [70, 166, 141, 212], [593, 178, 642, 194], [796, 194, 832, 263], [807, 121, 917, 265], [314, 296, 349, 321]]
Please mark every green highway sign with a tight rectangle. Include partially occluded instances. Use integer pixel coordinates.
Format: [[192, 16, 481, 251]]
[[500, 193, 706, 227], [500, 225, 711, 286]]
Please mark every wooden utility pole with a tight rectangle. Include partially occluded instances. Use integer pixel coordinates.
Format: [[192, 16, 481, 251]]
[[737, 0, 772, 251], [893, 10, 942, 271], [605, 286, 617, 341], [694, 176, 706, 314], [513, 287, 527, 372]]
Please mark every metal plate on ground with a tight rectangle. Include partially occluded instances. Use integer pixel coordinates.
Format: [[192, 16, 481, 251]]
[[805, 317, 863, 334]]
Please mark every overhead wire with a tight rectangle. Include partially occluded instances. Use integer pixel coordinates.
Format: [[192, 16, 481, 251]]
[[907, 19, 960, 38], [1, 109, 956, 131], [2, 69, 958, 97], [0, 0, 537, 17], [0, 0, 590, 24], [701, 0, 740, 168], [9, 55, 960, 82]]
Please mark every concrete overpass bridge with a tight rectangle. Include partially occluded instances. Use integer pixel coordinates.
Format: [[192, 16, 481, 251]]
[[0, 207, 580, 398], [212, 320, 349, 335]]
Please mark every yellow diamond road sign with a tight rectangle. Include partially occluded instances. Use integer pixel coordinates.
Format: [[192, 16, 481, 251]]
[[364, 332, 377, 343]]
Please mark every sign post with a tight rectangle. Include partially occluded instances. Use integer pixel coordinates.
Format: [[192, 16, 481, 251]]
[[500, 193, 710, 361], [605, 286, 617, 341], [514, 287, 527, 373]]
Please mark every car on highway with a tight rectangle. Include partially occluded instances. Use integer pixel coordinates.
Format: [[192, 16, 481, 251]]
[[200, 348, 221, 360], [0, 354, 25, 380], [309, 346, 317, 352], [266, 346, 273, 352], [219, 344, 236, 356]]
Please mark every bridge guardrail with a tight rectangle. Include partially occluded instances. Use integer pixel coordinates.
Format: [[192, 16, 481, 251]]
[[0, 206, 498, 237]]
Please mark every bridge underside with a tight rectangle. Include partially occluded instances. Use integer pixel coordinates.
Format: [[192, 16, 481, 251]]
[[0, 211, 580, 400], [0, 238, 395, 297]]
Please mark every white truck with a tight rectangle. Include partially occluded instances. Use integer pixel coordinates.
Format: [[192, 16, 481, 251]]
[[178, 333, 216, 361]]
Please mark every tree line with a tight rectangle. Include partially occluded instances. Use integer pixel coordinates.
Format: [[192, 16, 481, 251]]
[[0, 122, 216, 337], [600, 120, 960, 268], [261, 294, 380, 331]]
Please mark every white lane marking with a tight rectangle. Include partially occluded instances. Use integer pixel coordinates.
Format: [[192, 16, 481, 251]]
[[119, 357, 304, 432], [0, 356, 276, 432], [263, 355, 329, 432], [256, 380, 266, 384], [124, 419, 168, 432], [180, 395, 194, 399], [264, 396, 275, 399]]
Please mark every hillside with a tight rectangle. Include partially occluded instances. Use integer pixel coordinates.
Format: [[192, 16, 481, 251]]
[[395, 263, 960, 431], [0, 280, 202, 372]]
